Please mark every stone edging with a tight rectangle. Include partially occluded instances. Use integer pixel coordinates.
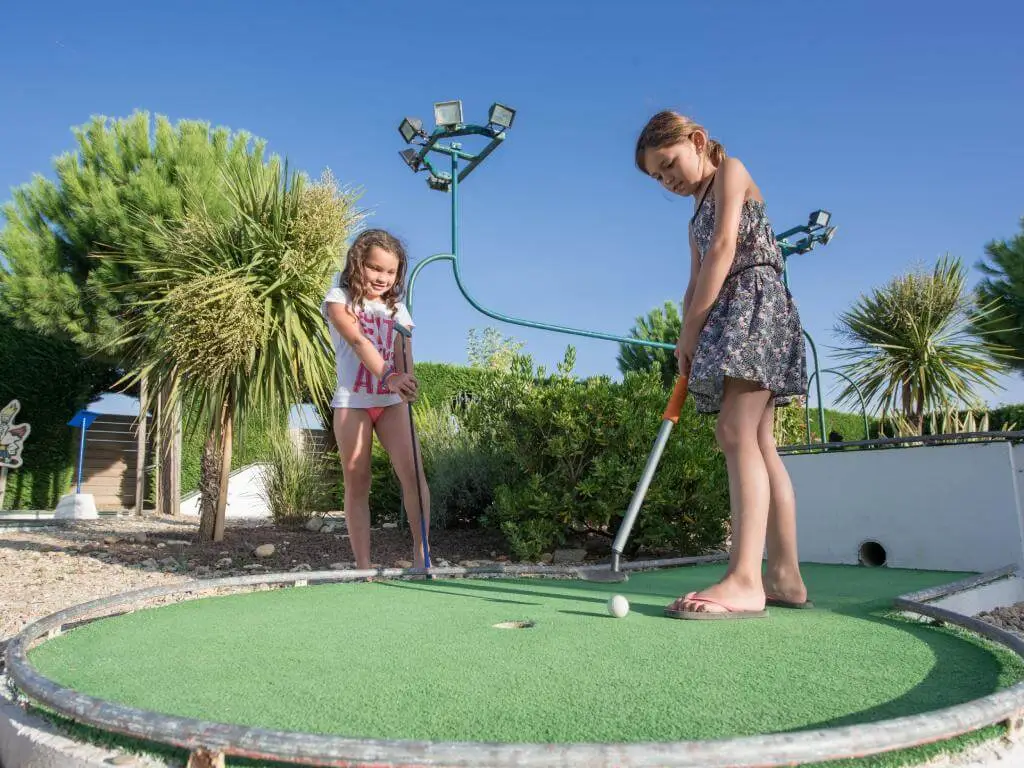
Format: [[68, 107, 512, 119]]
[[3, 560, 1024, 767]]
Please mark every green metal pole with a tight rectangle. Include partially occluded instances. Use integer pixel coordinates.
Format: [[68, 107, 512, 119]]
[[803, 332, 828, 444], [407, 254, 454, 314], [805, 368, 871, 443]]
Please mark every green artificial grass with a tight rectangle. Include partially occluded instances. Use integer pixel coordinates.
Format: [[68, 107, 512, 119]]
[[26, 564, 1024, 764]]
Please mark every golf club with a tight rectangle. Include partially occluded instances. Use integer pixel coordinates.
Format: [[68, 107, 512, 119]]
[[578, 375, 690, 583], [394, 322, 432, 573]]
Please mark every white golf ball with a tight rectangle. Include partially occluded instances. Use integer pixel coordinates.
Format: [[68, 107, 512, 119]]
[[607, 594, 629, 618]]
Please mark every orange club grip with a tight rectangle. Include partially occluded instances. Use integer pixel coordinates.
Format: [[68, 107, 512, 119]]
[[662, 376, 689, 423]]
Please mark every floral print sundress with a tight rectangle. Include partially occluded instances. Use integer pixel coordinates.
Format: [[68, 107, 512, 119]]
[[687, 177, 807, 414]]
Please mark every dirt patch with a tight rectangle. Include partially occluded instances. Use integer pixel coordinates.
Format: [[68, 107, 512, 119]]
[[976, 603, 1024, 637]]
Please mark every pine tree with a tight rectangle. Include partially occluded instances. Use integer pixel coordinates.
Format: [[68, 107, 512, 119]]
[[616, 300, 681, 388]]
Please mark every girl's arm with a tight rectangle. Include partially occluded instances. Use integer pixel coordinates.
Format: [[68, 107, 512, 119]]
[[681, 157, 750, 342], [325, 302, 393, 380], [682, 227, 700, 318]]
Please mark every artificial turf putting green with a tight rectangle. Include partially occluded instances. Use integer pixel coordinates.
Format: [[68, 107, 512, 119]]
[[27, 563, 1024, 747]]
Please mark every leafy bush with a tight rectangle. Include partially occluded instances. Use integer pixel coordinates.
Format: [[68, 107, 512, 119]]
[[357, 399, 509, 530], [464, 349, 729, 562], [0, 318, 117, 509], [260, 426, 334, 525], [413, 363, 490, 414]]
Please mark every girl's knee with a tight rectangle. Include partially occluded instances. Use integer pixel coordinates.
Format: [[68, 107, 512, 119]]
[[342, 466, 372, 496], [716, 416, 756, 454]]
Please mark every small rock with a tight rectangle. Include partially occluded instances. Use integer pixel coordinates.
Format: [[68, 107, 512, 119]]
[[215, 557, 233, 569], [219, 551, 231, 557], [243, 563, 264, 570], [156, 543, 166, 549], [141, 558, 159, 570], [290, 563, 312, 572], [552, 548, 587, 564], [329, 562, 349, 570], [282, 541, 290, 547], [254, 544, 275, 558], [194, 566, 212, 575], [132, 533, 147, 544], [496, 555, 510, 562], [159, 557, 179, 569], [540, 553, 554, 564], [395, 560, 414, 569], [166, 539, 190, 547], [103, 536, 119, 545], [382, 522, 398, 529], [437, 559, 451, 567], [490, 551, 498, 558], [305, 516, 325, 532], [320, 521, 336, 534]]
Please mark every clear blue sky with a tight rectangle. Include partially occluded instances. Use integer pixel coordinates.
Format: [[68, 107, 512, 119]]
[[3, 0, 1023, 420]]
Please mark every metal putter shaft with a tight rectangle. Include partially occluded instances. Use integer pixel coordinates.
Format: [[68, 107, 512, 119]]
[[393, 322, 431, 572], [580, 375, 690, 583]]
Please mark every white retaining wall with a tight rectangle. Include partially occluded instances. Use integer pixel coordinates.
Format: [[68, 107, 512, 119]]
[[783, 440, 1024, 573]]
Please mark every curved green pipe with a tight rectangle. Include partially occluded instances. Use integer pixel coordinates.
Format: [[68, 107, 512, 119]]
[[804, 368, 871, 444]]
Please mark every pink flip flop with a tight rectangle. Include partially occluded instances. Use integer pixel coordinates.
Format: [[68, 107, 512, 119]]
[[664, 591, 769, 620], [765, 595, 814, 609]]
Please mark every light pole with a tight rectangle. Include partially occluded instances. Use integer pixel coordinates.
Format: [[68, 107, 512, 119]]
[[397, 101, 835, 441]]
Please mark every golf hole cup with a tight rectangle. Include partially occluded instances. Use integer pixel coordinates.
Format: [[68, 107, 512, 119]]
[[607, 595, 629, 618]]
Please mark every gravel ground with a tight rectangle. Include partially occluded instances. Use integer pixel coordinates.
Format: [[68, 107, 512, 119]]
[[0, 514, 511, 643]]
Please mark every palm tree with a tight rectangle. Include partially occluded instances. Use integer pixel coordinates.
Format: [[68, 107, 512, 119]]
[[110, 155, 362, 541], [833, 255, 1013, 435], [972, 217, 1024, 374]]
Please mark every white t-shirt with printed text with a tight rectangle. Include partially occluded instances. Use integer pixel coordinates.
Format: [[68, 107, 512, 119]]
[[321, 284, 415, 409]]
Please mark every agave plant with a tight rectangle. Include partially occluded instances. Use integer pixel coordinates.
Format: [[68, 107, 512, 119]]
[[833, 255, 1015, 435], [108, 153, 362, 540]]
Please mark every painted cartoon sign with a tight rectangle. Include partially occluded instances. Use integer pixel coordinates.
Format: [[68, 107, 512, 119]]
[[0, 399, 31, 469]]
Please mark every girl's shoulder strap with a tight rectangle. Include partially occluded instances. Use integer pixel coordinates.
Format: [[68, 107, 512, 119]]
[[689, 170, 717, 228]]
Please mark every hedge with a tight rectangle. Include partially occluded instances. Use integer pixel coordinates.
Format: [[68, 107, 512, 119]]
[[0, 319, 116, 509]]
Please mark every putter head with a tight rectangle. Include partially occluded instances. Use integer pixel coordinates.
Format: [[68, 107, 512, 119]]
[[576, 565, 629, 583]]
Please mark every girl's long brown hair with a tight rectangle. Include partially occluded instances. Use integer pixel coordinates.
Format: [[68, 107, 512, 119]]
[[338, 228, 409, 315], [634, 110, 726, 175]]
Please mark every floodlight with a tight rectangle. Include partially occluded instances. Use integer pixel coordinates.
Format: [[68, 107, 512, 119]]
[[427, 174, 451, 192], [399, 117, 424, 144], [488, 102, 516, 130], [822, 226, 838, 245], [808, 210, 831, 229], [433, 100, 463, 128], [398, 149, 420, 171]]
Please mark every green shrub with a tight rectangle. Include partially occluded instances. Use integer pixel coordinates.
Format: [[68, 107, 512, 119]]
[[349, 399, 509, 531], [0, 318, 117, 509], [464, 349, 729, 562], [415, 402, 510, 530], [260, 426, 334, 525], [413, 362, 489, 414]]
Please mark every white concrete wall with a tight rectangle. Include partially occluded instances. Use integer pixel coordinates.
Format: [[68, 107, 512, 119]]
[[783, 441, 1024, 573], [180, 463, 272, 519]]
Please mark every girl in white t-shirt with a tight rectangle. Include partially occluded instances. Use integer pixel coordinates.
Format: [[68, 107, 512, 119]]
[[321, 229, 429, 569]]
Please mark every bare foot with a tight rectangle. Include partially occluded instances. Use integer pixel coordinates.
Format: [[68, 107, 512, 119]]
[[667, 574, 766, 614], [764, 566, 807, 604]]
